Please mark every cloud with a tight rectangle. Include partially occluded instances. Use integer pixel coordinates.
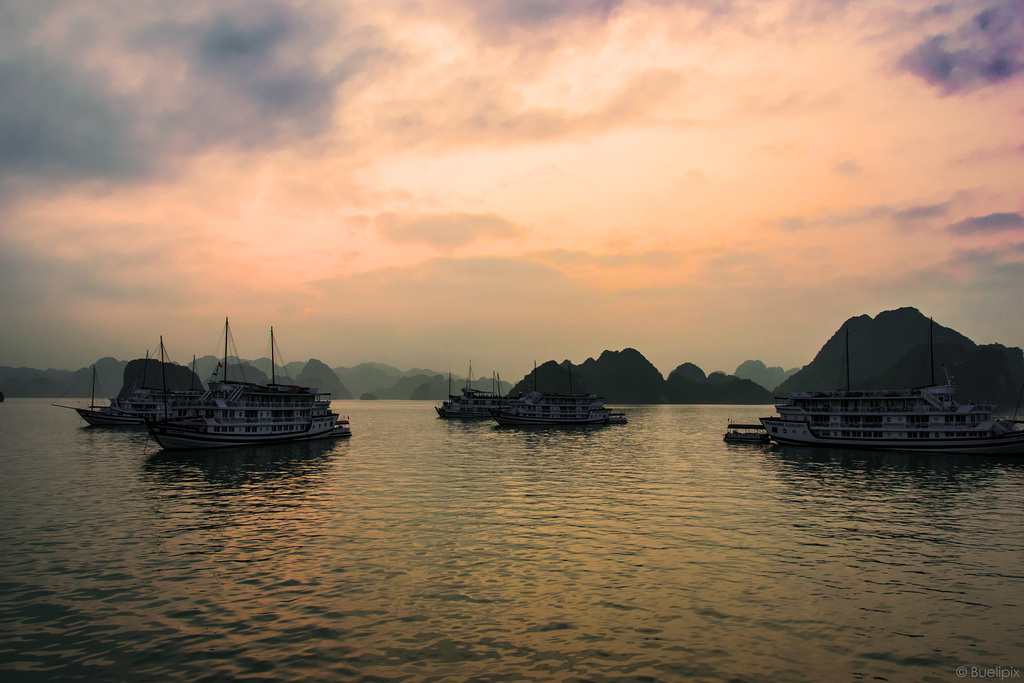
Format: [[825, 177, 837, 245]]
[[893, 203, 951, 222], [831, 158, 863, 176], [0, 2, 375, 196], [0, 54, 148, 192], [948, 212, 1024, 235], [131, 2, 358, 151], [376, 212, 525, 249], [899, 1, 1024, 94]]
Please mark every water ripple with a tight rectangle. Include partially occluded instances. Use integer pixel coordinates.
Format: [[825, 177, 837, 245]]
[[1, 401, 1023, 680]]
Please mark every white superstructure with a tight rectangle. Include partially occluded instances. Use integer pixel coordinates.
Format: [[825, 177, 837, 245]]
[[761, 384, 1024, 454]]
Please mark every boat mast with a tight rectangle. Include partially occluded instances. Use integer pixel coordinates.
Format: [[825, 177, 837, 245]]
[[159, 336, 168, 416], [930, 317, 935, 386], [271, 326, 275, 385], [91, 365, 97, 409], [845, 327, 850, 391], [223, 317, 229, 383]]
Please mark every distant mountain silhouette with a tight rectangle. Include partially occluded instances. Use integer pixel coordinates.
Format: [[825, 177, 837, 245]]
[[733, 360, 799, 392], [665, 364, 774, 403], [509, 349, 773, 404], [295, 358, 352, 399], [3, 306, 1020, 406], [118, 358, 202, 396], [775, 307, 1024, 408], [372, 373, 448, 399]]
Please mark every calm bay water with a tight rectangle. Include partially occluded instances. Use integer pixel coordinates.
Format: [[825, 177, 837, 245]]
[[2, 398, 1023, 682]]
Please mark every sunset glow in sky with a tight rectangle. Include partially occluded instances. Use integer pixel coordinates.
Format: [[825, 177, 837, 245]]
[[1, 0, 1022, 379]]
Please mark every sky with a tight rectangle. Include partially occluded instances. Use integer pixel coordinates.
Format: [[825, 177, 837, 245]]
[[1, 0, 1022, 380]]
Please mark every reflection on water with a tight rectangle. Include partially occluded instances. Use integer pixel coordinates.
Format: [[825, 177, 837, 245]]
[[1, 400, 1022, 681]]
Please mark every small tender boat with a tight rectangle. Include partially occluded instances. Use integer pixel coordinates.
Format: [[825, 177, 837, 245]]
[[723, 421, 769, 443]]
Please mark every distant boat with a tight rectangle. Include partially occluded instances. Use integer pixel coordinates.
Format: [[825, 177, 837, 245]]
[[723, 421, 769, 443], [492, 391, 614, 426], [61, 343, 203, 426], [436, 365, 506, 418], [147, 320, 350, 450], [760, 322, 1024, 455], [492, 361, 625, 426]]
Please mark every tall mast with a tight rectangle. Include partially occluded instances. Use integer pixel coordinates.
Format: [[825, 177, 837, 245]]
[[159, 336, 168, 417], [271, 326, 276, 385], [845, 327, 851, 391], [929, 317, 935, 386], [223, 317, 229, 383], [91, 365, 97, 409]]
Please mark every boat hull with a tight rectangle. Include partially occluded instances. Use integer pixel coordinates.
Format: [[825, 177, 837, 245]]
[[761, 418, 1024, 455], [492, 411, 611, 426], [77, 408, 147, 426], [148, 421, 344, 450]]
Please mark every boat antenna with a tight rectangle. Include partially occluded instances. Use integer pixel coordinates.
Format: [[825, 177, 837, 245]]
[[271, 326, 275, 385], [91, 365, 97, 410], [191, 355, 197, 391]]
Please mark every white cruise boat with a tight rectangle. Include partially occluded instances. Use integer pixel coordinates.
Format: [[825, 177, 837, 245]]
[[760, 383, 1024, 455], [77, 384, 203, 426], [147, 380, 348, 450], [147, 320, 350, 450], [436, 366, 508, 419], [492, 391, 615, 426], [436, 386, 507, 418], [65, 345, 204, 426]]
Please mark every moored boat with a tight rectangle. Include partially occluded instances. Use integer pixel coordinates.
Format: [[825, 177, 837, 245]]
[[436, 386, 507, 418], [146, 320, 350, 450], [761, 384, 1024, 454], [147, 379, 347, 450], [761, 321, 1024, 455], [436, 367, 507, 418], [65, 343, 204, 426], [76, 385, 203, 426], [724, 421, 769, 443], [492, 391, 616, 426]]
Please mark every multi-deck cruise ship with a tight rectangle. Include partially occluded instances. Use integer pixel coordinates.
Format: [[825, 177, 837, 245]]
[[760, 383, 1024, 455]]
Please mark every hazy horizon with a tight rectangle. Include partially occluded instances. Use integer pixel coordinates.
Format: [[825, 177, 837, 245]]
[[2, 2, 1022, 378]]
